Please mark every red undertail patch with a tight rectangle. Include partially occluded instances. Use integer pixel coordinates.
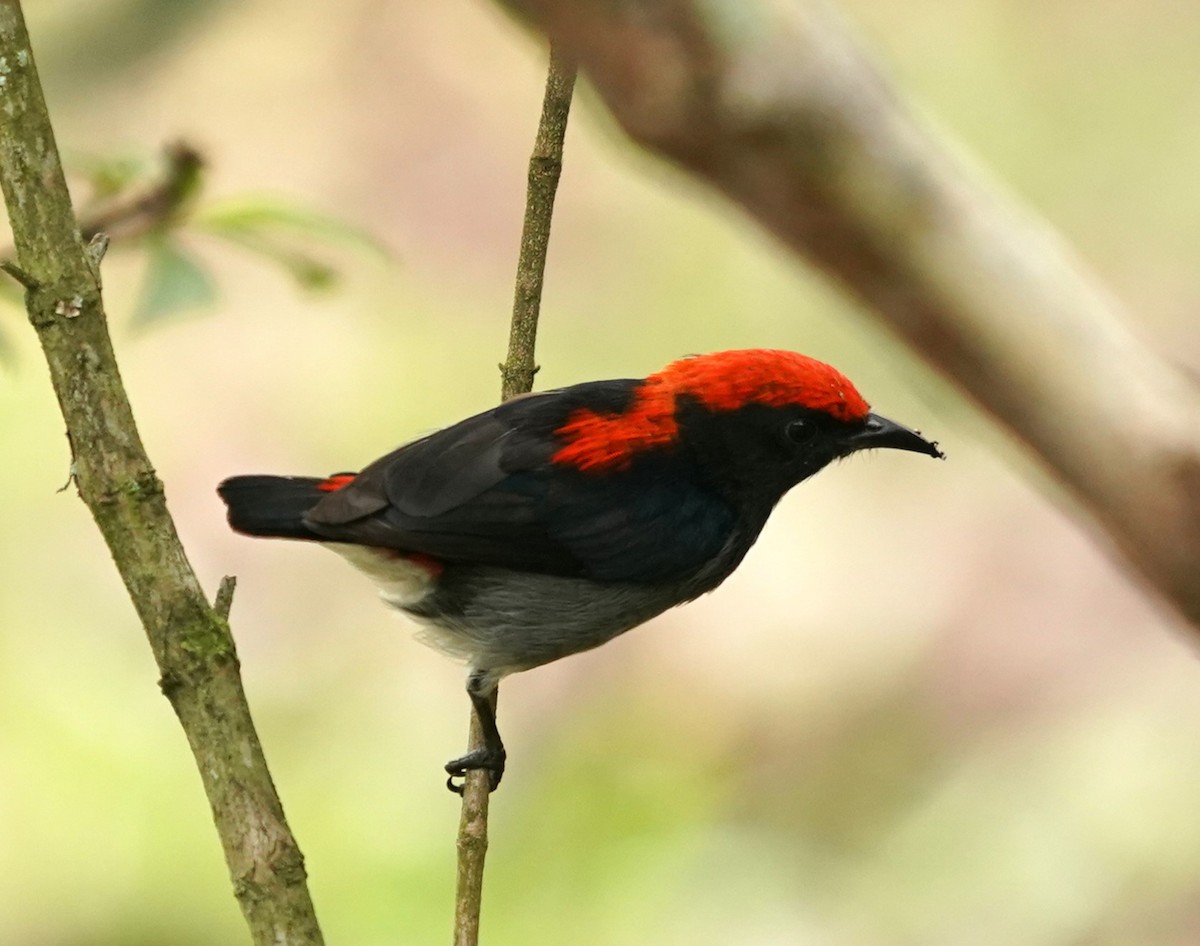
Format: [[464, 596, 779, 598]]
[[404, 552, 445, 577], [374, 547, 446, 577], [317, 473, 356, 492]]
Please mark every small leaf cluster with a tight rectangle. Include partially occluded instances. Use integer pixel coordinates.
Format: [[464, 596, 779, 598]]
[[0, 144, 394, 361]]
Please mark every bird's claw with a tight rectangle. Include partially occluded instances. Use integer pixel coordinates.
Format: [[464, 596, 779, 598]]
[[444, 748, 506, 794]]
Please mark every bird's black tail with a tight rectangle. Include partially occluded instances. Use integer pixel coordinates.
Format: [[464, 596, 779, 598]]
[[218, 475, 332, 540]]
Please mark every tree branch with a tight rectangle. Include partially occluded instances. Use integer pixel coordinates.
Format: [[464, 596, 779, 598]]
[[498, 0, 1200, 631], [0, 3, 324, 943], [452, 44, 576, 946], [500, 45, 578, 401]]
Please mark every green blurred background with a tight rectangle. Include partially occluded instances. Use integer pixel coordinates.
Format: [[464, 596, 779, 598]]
[[3, 1, 1200, 943]]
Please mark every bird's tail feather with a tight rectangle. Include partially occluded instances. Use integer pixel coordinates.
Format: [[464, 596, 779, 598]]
[[218, 475, 330, 540]]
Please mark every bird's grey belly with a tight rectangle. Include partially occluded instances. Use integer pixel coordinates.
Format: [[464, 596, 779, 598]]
[[398, 566, 685, 685]]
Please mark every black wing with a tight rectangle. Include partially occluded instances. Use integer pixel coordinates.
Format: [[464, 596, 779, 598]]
[[303, 382, 736, 581]]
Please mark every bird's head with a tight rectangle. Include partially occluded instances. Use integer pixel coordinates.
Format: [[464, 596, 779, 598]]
[[553, 349, 943, 513]]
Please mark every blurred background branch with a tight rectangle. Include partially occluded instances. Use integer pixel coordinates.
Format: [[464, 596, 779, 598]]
[[499, 0, 1200, 632], [0, 3, 323, 943], [76, 140, 204, 243]]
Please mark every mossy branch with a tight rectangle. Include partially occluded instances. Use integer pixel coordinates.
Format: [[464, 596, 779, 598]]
[[0, 3, 324, 943], [452, 44, 576, 946]]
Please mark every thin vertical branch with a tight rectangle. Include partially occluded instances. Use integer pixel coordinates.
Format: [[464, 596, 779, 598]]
[[499, 44, 578, 402], [452, 44, 576, 946], [0, 3, 324, 943]]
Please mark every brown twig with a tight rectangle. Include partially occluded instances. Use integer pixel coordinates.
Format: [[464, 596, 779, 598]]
[[452, 44, 576, 946], [499, 46, 577, 401], [0, 3, 324, 943], [214, 574, 238, 621], [79, 140, 204, 242]]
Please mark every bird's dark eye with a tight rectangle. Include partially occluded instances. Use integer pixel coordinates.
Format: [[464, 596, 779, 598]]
[[784, 418, 817, 445]]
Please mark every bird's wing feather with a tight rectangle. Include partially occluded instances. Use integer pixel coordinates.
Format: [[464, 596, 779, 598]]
[[303, 387, 735, 581]]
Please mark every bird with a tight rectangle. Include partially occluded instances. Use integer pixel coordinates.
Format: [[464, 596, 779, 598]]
[[218, 349, 943, 791]]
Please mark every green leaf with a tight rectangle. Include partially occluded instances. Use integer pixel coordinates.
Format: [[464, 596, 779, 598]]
[[193, 194, 392, 294], [196, 195, 393, 261], [132, 239, 218, 327], [71, 150, 155, 201], [211, 228, 341, 292]]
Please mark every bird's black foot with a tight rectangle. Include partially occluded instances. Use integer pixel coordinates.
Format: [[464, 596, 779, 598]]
[[445, 670, 506, 794], [444, 746, 506, 795]]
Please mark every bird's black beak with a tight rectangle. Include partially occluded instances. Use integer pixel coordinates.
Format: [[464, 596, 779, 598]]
[[843, 412, 945, 459]]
